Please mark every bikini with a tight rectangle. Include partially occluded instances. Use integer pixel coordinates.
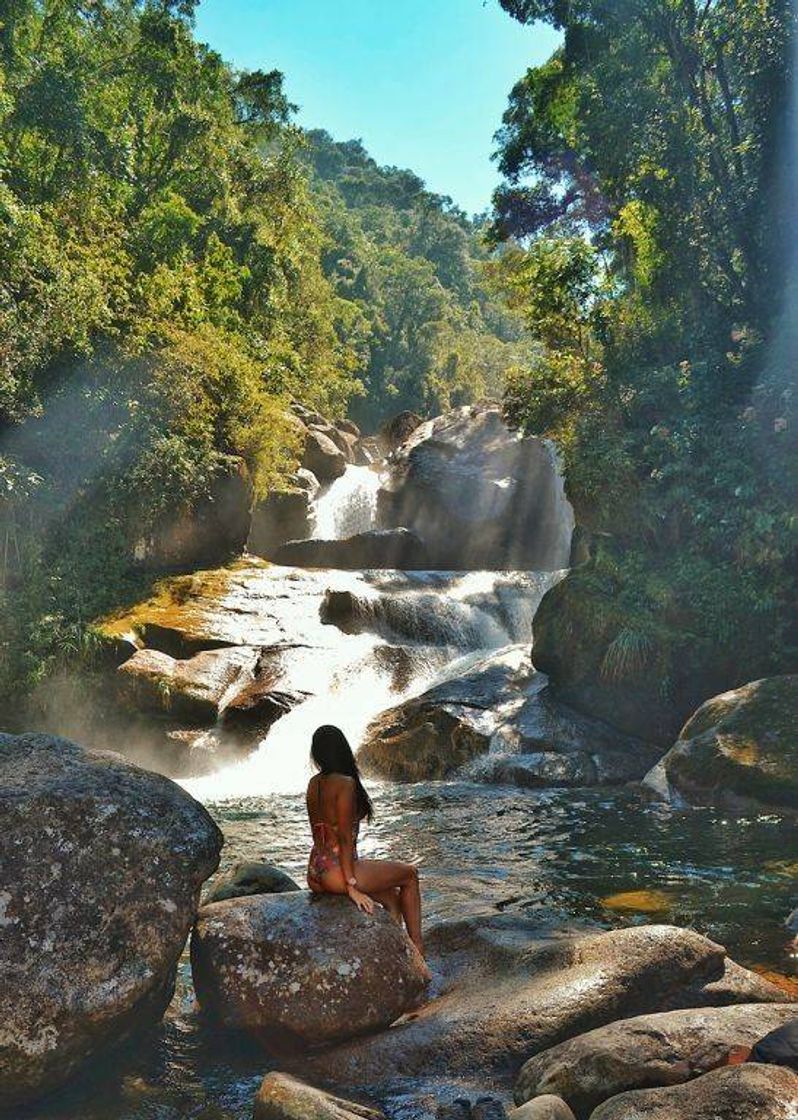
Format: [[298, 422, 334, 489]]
[[308, 774, 360, 882]]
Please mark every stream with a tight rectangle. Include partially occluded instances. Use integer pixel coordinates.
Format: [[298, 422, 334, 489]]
[[23, 463, 798, 1120]]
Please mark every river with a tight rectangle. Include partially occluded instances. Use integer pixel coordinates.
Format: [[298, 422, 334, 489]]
[[24, 463, 798, 1120]]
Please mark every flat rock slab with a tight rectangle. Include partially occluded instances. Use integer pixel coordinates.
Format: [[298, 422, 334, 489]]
[[254, 1072, 385, 1120], [296, 920, 731, 1097], [589, 1063, 798, 1119], [0, 733, 222, 1107], [516, 1003, 798, 1118], [191, 891, 429, 1046]]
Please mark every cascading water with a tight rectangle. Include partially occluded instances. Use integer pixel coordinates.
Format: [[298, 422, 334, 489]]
[[312, 464, 384, 538]]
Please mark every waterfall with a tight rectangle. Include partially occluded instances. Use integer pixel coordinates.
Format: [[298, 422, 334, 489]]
[[313, 465, 383, 539]]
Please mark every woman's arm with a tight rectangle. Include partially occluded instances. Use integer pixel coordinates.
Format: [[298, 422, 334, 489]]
[[335, 780, 373, 914]]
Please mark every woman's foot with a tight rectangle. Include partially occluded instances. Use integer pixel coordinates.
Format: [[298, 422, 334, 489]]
[[412, 941, 432, 983]]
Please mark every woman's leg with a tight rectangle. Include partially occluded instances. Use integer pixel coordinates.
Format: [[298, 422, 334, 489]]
[[352, 859, 424, 955], [370, 887, 402, 922]]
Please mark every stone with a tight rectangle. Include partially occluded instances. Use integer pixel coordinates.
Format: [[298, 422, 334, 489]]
[[377, 404, 573, 570], [337, 419, 361, 439], [515, 1002, 798, 1118], [0, 732, 222, 1107], [274, 528, 428, 571], [664, 958, 792, 1010], [378, 410, 423, 452], [249, 473, 319, 560], [302, 428, 348, 481], [588, 1063, 798, 1119], [221, 647, 309, 731], [134, 456, 253, 571], [296, 919, 732, 1095], [190, 891, 429, 1046], [511, 1099, 576, 1120], [644, 676, 798, 811], [205, 861, 300, 903], [116, 646, 257, 724], [254, 1073, 384, 1120], [358, 647, 534, 781]]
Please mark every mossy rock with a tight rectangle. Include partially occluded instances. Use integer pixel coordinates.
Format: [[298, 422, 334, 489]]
[[648, 675, 798, 811]]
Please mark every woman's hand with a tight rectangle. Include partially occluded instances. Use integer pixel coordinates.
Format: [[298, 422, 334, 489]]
[[346, 884, 374, 915]]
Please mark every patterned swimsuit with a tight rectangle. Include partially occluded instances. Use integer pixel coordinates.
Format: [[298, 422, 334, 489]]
[[308, 775, 360, 883]]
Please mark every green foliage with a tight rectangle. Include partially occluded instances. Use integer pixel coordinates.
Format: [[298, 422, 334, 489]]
[[302, 130, 537, 427], [494, 0, 798, 697], [0, 0, 359, 705]]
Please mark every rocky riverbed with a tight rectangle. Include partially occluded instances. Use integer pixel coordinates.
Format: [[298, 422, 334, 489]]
[[5, 404, 798, 1120]]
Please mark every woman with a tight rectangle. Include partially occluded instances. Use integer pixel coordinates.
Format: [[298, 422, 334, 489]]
[[306, 724, 429, 973]]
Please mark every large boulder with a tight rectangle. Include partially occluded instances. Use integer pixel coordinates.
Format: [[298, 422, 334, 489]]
[[512, 1100, 576, 1120], [645, 676, 798, 811], [358, 647, 533, 781], [588, 1063, 798, 1119], [302, 428, 348, 481], [275, 528, 428, 571], [190, 891, 429, 1046], [378, 410, 424, 452], [515, 1003, 798, 1118], [377, 404, 574, 570], [133, 456, 253, 571], [116, 646, 257, 724], [0, 733, 222, 1107], [249, 470, 319, 560], [296, 918, 742, 1096]]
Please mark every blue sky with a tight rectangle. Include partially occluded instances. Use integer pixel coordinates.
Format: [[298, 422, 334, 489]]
[[193, 0, 560, 216]]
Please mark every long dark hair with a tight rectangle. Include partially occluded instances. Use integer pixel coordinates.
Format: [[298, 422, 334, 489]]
[[311, 725, 374, 823]]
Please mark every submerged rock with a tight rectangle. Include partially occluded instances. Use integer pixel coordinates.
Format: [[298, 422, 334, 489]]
[[116, 645, 257, 724], [645, 675, 798, 811], [377, 404, 573, 570], [515, 1002, 798, 1118], [275, 528, 428, 570], [190, 891, 429, 1046], [0, 732, 222, 1107], [254, 1072, 385, 1120], [589, 1063, 798, 1119], [205, 861, 300, 903]]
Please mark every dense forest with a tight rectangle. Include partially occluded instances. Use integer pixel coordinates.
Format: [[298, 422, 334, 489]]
[[489, 0, 798, 732], [1, 0, 796, 729], [302, 129, 535, 428], [0, 0, 526, 707]]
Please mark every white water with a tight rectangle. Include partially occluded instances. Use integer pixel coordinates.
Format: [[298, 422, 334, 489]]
[[182, 565, 560, 803], [313, 465, 383, 539]]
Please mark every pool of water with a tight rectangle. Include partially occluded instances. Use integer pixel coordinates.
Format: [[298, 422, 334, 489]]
[[26, 781, 798, 1120]]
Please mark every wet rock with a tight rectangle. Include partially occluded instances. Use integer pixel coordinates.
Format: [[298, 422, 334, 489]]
[[254, 1073, 384, 1120], [359, 647, 533, 781], [356, 436, 383, 465], [511, 1099, 576, 1120], [436, 1100, 473, 1120], [134, 456, 253, 571], [297, 919, 732, 1094], [588, 1063, 798, 1119], [515, 1002, 798, 1118], [205, 861, 300, 903], [190, 891, 429, 1045], [221, 647, 309, 731], [249, 472, 319, 560], [377, 404, 573, 570], [302, 428, 348, 481], [275, 528, 428, 571], [116, 646, 257, 724], [645, 676, 798, 811], [0, 732, 222, 1107], [664, 958, 792, 1009], [487, 752, 599, 788]]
